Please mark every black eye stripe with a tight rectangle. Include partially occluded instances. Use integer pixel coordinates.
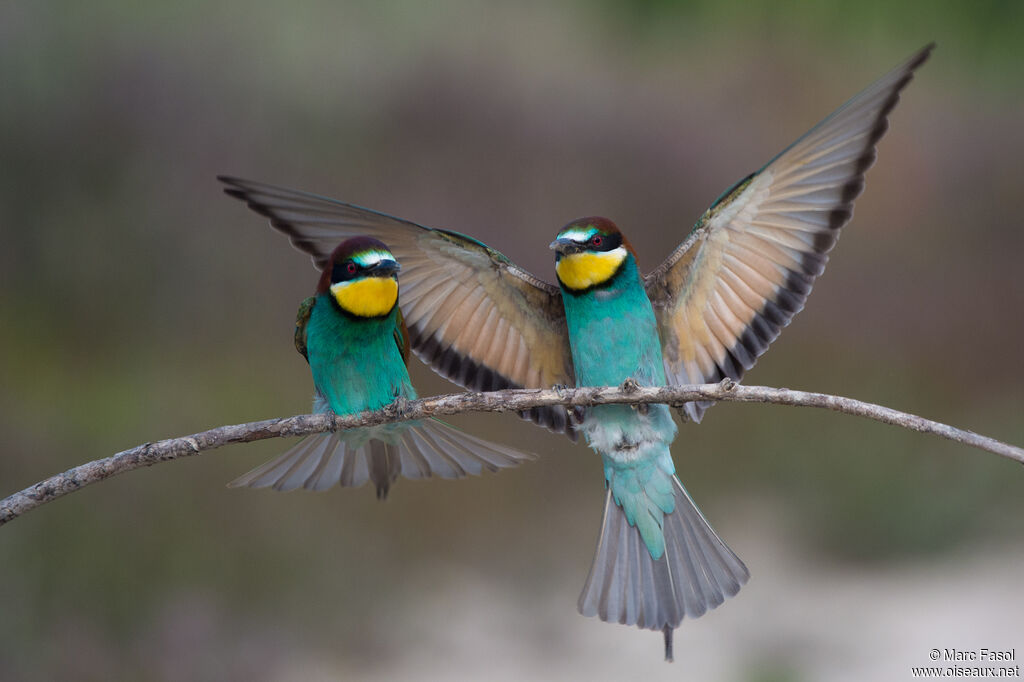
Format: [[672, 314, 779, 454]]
[[331, 260, 358, 283], [588, 232, 621, 252]]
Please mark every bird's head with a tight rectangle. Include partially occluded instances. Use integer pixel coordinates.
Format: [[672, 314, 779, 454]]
[[549, 217, 633, 292], [318, 236, 401, 317]]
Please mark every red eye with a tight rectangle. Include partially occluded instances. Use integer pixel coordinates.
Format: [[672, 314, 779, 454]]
[[590, 235, 603, 247], [346, 262, 357, 275]]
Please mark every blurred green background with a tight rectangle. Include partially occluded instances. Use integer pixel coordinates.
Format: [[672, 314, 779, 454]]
[[2, 2, 1022, 680]]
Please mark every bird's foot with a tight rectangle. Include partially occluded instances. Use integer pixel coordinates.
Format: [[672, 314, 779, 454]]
[[391, 395, 410, 419], [663, 626, 674, 663], [620, 378, 649, 414], [552, 383, 572, 402]]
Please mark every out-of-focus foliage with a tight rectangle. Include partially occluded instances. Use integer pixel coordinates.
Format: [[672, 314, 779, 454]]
[[1, 2, 1022, 680]]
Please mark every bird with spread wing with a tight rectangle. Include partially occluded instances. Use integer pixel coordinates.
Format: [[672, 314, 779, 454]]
[[220, 44, 932, 660]]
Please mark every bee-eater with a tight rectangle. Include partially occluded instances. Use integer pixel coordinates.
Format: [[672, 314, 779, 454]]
[[220, 44, 932, 658], [229, 236, 533, 497]]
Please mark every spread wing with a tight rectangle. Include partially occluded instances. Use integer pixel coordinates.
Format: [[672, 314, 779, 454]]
[[645, 44, 933, 422], [219, 176, 577, 438]]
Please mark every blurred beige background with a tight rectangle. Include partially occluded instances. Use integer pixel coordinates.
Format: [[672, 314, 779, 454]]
[[2, 2, 1022, 680]]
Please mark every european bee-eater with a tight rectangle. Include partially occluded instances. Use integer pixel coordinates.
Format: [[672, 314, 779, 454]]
[[229, 236, 533, 497], [220, 44, 932, 658]]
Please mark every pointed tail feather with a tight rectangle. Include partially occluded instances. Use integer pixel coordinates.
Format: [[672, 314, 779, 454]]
[[578, 476, 748, 639], [409, 419, 537, 476], [227, 432, 378, 493], [229, 420, 534, 496]]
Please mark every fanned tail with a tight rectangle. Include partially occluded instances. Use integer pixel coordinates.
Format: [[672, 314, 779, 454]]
[[578, 476, 748, 660], [228, 419, 534, 498]]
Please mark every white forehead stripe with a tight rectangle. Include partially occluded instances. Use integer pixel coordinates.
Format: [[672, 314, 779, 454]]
[[558, 226, 598, 243], [352, 249, 394, 267]]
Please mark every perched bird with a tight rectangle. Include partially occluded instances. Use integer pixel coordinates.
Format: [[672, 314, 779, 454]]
[[229, 236, 534, 497], [220, 44, 932, 658]]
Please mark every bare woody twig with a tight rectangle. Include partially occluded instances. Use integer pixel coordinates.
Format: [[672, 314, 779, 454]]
[[2, 380, 1021, 527]]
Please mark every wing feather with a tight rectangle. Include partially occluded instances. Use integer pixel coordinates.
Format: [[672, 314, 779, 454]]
[[219, 176, 577, 438], [294, 296, 315, 362], [645, 45, 933, 422]]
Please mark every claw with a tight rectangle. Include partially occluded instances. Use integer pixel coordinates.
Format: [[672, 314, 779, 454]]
[[391, 395, 410, 419], [620, 377, 641, 393], [621, 378, 647, 413]]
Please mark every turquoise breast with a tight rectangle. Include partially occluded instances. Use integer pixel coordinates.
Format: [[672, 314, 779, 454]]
[[305, 293, 414, 416]]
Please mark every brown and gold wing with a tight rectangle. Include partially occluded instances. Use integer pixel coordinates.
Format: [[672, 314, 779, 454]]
[[644, 45, 933, 422], [219, 177, 578, 438]]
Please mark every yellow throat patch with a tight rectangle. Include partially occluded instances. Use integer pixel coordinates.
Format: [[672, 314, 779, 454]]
[[330, 277, 399, 317], [555, 247, 627, 291]]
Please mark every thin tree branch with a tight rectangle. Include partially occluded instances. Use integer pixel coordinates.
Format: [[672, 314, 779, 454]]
[[2, 380, 1021, 526]]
